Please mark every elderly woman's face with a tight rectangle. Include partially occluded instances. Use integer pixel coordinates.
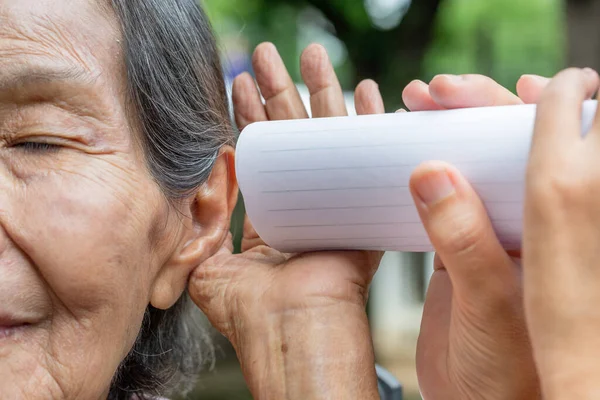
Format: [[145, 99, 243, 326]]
[[0, 1, 231, 398]]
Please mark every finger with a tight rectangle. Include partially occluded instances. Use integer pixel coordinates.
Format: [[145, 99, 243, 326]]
[[252, 42, 309, 120], [241, 214, 267, 252], [428, 74, 522, 108], [188, 247, 237, 336], [516, 74, 550, 104], [409, 161, 517, 302], [300, 44, 348, 118], [518, 74, 595, 105], [224, 232, 234, 253], [532, 68, 599, 156], [355, 79, 385, 115], [232, 72, 268, 131], [402, 80, 444, 111]]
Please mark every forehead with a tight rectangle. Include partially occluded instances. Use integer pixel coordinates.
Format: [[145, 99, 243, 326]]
[[0, 0, 121, 86]]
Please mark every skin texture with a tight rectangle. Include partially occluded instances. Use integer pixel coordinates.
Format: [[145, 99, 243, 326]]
[[524, 68, 600, 399], [0, 1, 237, 398]]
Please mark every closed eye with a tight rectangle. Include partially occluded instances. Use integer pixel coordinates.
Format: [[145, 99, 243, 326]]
[[12, 141, 62, 153]]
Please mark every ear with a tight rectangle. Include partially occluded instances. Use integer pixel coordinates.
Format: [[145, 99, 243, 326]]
[[150, 146, 238, 310]]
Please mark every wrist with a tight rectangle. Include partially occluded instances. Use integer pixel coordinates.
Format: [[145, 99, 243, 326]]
[[233, 302, 379, 400]]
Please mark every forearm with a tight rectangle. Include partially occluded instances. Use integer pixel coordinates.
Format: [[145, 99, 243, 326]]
[[234, 303, 380, 400]]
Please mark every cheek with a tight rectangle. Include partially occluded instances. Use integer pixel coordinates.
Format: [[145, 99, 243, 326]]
[[1, 160, 168, 324], [0, 155, 180, 397]]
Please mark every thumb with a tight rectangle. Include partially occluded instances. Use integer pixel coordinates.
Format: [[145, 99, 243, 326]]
[[409, 161, 516, 304], [188, 237, 240, 338], [242, 214, 268, 251]]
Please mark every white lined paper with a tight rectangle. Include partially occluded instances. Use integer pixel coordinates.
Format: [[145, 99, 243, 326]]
[[236, 101, 598, 253]]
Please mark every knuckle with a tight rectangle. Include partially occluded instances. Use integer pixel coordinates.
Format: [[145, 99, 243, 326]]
[[529, 168, 592, 209], [433, 208, 487, 256], [540, 68, 587, 103], [539, 84, 573, 107], [558, 67, 582, 77], [554, 67, 582, 84]]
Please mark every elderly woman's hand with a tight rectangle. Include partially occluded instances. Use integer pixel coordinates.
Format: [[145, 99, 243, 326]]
[[188, 43, 384, 400], [402, 75, 548, 400], [523, 68, 600, 399]]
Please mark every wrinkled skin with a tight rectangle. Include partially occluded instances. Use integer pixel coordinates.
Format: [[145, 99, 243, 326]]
[[0, 1, 236, 398]]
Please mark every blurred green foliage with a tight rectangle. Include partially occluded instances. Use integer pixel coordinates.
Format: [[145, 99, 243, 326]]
[[424, 0, 565, 89], [203, 0, 564, 111]]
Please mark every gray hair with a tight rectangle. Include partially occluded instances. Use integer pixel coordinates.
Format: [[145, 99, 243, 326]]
[[106, 0, 234, 398]]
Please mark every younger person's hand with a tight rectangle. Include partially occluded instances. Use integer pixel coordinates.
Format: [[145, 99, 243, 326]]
[[403, 74, 548, 400], [523, 68, 600, 399]]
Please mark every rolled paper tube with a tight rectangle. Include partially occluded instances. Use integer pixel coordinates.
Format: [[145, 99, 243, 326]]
[[236, 100, 598, 253]]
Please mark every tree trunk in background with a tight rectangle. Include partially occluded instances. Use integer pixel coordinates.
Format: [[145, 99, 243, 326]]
[[567, 0, 600, 70]]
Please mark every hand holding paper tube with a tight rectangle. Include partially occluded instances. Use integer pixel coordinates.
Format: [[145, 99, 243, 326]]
[[236, 100, 598, 252]]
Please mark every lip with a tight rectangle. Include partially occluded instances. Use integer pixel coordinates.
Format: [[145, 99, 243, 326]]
[[0, 325, 28, 340], [0, 314, 35, 340]]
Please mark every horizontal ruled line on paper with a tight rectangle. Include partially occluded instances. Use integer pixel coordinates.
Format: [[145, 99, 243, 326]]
[[281, 235, 522, 245], [258, 158, 527, 174], [255, 113, 530, 136], [280, 246, 436, 252], [258, 124, 440, 137], [275, 222, 406, 228], [262, 182, 524, 194], [260, 138, 523, 153], [267, 201, 522, 212], [268, 204, 414, 212], [274, 219, 520, 229], [262, 185, 410, 193], [282, 235, 422, 242]]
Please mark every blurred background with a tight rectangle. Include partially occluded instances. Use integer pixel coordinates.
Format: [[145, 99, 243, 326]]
[[186, 0, 600, 399]]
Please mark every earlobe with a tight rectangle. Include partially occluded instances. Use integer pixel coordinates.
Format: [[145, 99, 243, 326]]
[[150, 147, 238, 310]]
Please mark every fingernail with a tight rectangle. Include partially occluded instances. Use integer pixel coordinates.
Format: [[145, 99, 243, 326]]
[[414, 169, 455, 206], [395, 108, 407, 113]]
